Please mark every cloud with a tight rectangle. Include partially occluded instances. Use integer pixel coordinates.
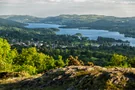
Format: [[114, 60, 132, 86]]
[[99, 0, 135, 4], [0, 0, 135, 4], [73, 0, 88, 2], [0, 0, 135, 17]]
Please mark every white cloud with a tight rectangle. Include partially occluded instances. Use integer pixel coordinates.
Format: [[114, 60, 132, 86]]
[[73, 0, 87, 2], [0, 0, 135, 17], [0, 0, 135, 4]]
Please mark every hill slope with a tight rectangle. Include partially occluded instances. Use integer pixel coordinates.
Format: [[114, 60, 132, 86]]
[[0, 15, 42, 23], [41, 14, 135, 28], [1, 66, 135, 90], [0, 18, 26, 27]]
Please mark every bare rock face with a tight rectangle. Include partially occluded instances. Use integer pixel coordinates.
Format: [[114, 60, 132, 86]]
[[41, 66, 135, 90], [1, 66, 135, 90]]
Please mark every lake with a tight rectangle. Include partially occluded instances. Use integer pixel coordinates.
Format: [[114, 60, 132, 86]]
[[25, 23, 135, 46]]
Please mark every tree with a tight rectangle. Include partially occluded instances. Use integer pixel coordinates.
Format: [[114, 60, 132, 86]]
[[0, 38, 12, 71], [55, 55, 65, 68], [128, 57, 135, 67], [110, 54, 127, 66], [0, 38, 11, 60], [14, 47, 38, 65], [13, 47, 56, 73]]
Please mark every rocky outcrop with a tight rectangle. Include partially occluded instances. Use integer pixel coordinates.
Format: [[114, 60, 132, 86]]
[[1, 66, 135, 90]]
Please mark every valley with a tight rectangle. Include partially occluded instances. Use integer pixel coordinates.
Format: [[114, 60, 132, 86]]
[[1, 14, 135, 90]]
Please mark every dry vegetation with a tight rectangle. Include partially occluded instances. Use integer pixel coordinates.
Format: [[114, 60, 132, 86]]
[[0, 66, 135, 90]]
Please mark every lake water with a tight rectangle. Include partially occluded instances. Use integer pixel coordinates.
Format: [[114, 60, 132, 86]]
[[25, 23, 135, 46]]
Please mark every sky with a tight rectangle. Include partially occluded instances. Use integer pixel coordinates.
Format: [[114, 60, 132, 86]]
[[0, 0, 135, 17]]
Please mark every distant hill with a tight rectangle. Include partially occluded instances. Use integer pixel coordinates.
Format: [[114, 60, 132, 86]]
[[2, 14, 135, 29], [41, 14, 135, 37], [41, 14, 105, 25], [0, 15, 42, 23], [41, 14, 135, 29], [0, 18, 26, 27]]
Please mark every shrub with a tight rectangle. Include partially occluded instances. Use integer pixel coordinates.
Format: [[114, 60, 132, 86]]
[[14, 65, 37, 75], [67, 55, 83, 66]]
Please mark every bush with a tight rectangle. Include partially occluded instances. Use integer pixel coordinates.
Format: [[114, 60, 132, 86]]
[[55, 55, 65, 68], [67, 55, 84, 66], [14, 65, 37, 75]]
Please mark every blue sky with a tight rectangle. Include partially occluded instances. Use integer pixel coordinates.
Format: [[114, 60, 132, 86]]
[[0, 0, 135, 17]]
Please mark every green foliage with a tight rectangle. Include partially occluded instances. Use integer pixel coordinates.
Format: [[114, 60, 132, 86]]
[[0, 38, 11, 58], [0, 60, 12, 72], [0, 25, 56, 43], [127, 57, 135, 67], [0, 38, 12, 71], [55, 55, 65, 68], [74, 33, 82, 37], [14, 47, 56, 73], [14, 65, 37, 75], [14, 47, 38, 65], [110, 54, 127, 66], [0, 38, 66, 74], [1, 37, 135, 75], [0, 18, 25, 27]]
